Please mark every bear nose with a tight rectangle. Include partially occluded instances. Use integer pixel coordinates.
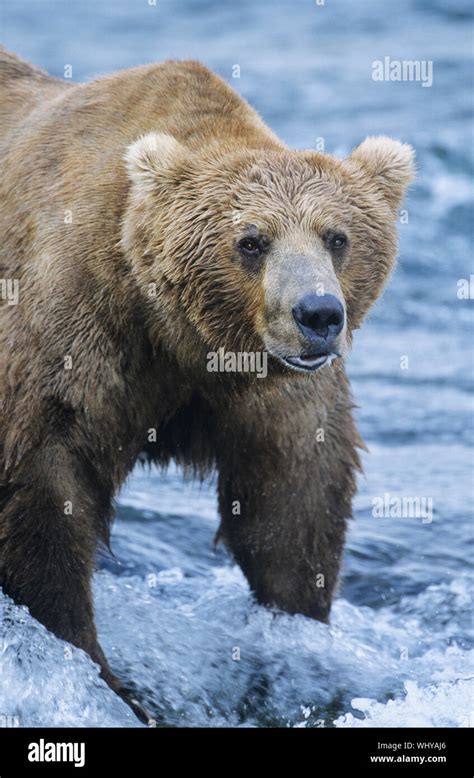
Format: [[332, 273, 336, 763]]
[[292, 293, 344, 341]]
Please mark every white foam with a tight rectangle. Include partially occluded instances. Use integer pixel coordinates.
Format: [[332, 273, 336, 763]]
[[334, 679, 472, 728]]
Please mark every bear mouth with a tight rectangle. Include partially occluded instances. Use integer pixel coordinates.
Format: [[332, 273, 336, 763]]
[[283, 352, 337, 372]]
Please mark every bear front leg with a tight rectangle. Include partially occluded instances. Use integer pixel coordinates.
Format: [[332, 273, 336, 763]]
[[216, 381, 361, 621], [0, 468, 99, 654], [0, 442, 150, 723]]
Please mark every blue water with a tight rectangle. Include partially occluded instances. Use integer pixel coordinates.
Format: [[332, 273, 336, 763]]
[[1, 0, 472, 727]]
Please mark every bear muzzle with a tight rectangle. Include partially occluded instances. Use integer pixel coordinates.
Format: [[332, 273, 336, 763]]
[[261, 252, 348, 373], [283, 293, 345, 372]]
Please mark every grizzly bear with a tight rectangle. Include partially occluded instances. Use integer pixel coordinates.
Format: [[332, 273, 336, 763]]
[[0, 48, 414, 721]]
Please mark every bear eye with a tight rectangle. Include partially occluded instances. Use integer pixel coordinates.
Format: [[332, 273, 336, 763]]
[[238, 236, 262, 257], [325, 231, 348, 251]]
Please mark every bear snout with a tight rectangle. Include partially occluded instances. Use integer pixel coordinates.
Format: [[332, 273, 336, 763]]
[[292, 292, 345, 344]]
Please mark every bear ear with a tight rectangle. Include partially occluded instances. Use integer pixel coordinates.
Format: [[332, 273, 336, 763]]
[[124, 132, 189, 191], [349, 136, 415, 212]]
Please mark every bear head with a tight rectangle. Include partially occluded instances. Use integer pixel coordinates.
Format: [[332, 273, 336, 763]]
[[122, 133, 414, 376]]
